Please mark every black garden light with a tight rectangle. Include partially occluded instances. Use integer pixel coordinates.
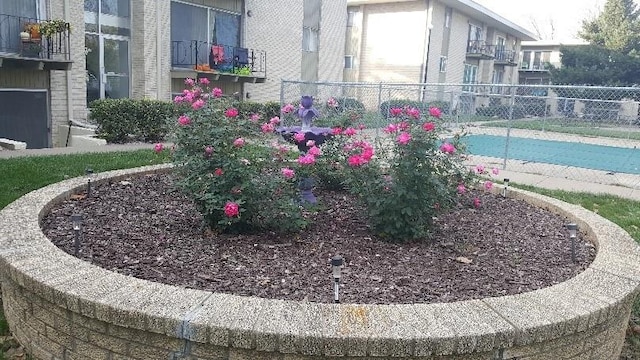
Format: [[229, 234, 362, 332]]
[[502, 178, 510, 197], [71, 213, 82, 256], [331, 255, 344, 303], [85, 167, 94, 197], [566, 223, 578, 262]]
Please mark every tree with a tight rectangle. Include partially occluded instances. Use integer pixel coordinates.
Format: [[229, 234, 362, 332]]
[[550, 45, 640, 86], [579, 0, 640, 54]]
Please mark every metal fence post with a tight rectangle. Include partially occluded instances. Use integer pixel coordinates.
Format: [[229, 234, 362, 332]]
[[502, 87, 516, 170]]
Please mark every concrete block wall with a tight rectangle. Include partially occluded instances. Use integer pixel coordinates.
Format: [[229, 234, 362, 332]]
[[0, 165, 639, 360]]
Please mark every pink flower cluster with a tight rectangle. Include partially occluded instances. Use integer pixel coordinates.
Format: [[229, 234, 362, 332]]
[[327, 97, 338, 108], [173, 79, 223, 111], [345, 141, 374, 167]]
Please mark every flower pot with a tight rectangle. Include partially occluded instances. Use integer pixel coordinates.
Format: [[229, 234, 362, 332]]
[[19, 32, 30, 42]]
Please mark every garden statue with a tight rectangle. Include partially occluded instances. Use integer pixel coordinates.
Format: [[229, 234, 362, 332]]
[[277, 95, 333, 204]]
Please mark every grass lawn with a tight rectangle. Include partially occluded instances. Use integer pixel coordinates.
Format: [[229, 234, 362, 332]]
[[480, 119, 640, 141], [0, 150, 638, 358]]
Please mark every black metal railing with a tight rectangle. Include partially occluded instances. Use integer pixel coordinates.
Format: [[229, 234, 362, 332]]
[[520, 62, 550, 71], [466, 40, 494, 58], [171, 40, 266, 78], [0, 13, 71, 61], [494, 49, 516, 64]]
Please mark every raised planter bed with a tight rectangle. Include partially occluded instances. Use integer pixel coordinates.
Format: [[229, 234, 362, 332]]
[[0, 164, 639, 359]]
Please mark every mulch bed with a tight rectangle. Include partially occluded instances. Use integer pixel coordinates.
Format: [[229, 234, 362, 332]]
[[40, 172, 595, 304]]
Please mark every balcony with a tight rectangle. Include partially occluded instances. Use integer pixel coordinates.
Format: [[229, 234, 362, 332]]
[[0, 14, 72, 71], [466, 40, 494, 59], [519, 62, 550, 72], [171, 40, 266, 83], [494, 49, 518, 66]]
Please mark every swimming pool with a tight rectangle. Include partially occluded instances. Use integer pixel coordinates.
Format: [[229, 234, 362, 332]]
[[463, 134, 640, 175]]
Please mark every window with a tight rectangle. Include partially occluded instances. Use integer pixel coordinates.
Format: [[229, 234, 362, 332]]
[[170, 1, 241, 67], [0, 0, 45, 54], [303, 26, 319, 52], [444, 7, 452, 28], [344, 55, 354, 69], [439, 56, 447, 72], [491, 70, 504, 94], [468, 24, 482, 42], [347, 10, 356, 27], [463, 63, 478, 92], [521, 50, 531, 69]]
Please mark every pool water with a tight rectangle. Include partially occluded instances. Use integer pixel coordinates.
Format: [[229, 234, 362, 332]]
[[463, 134, 640, 175]]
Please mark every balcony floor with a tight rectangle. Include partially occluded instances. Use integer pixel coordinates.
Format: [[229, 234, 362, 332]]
[[170, 67, 266, 83], [0, 52, 72, 71]]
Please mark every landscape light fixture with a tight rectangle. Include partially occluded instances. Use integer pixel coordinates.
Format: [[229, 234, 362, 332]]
[[566, 223, 578, 263], [502, 178, 510, 197], [331, 255, 344, 303], [85, 167, 94, 197], [71, 213, 83, 256]]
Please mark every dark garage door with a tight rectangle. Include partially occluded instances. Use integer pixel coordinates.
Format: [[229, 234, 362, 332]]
[[0, 90, 49, 149]]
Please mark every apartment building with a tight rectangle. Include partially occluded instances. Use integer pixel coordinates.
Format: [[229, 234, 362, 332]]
[[519, 40, 587, 85], [344, 0, 537, 89], [0, 0, 347, 148]]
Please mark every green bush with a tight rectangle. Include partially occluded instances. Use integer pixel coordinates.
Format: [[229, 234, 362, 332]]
[[235, 101, 264, 119], [90, 99, 174, 143], [475, 104, 526, 120], [262, 101, 281, 119]]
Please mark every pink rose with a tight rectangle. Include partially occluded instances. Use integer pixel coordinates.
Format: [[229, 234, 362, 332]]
[[327, 97, 338, 108], [178, 115, 191, 126], [389, 107, 403, 117], [473, 197, 481, 208], [422, 122, 435, 132], [184, 78, 195, 87], [405, 107, 420, 119], [475, 164, 485, 174], [492, 167, 500, 175], [344, 127, 357, 136], [297, 154, 316, 165], [212, 87, 223, 98], [154, 143, 164, 153], [397, 132, 411, 145], [173, 96, 184, 104], [440, 142, 456, 154], [199, 78, 210, 85], [308, 146, 321, 156], [281, 167, 295, 179], [225, 108, 239, 118], [269, 116, 281, 125], [484, 181, 493, 190], [457, 183, 466, 194], [261, 123, 275, 133], [429, 107, 442, 119], [281, 104, 295, 114], [224, 202, 240, 217], [233, 138, 245, 147], [192, 99, 205, 110], [250, 113, 261, 123], [306, 140, 316, 147], [293, 132, 306, 142], [214, 168, 224, 176], [331, 127, 343, 135], [204, 146, 213, 156]]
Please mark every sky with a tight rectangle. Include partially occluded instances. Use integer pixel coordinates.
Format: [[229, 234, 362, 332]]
[[473, 0, 618, 42]]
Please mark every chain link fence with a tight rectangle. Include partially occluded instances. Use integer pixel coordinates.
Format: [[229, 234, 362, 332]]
[[281, 80, 640, 189]]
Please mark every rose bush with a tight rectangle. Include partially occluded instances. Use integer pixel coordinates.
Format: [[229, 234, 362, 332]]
[[165, 80, 483, 241]]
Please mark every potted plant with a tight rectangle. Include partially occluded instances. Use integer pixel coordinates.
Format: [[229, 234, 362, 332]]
[[23, 23, 41, 41], [40, 19, 70, 38]]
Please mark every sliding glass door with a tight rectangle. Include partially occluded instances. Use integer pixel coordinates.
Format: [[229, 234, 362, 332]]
[[84, 0, 130, 105]]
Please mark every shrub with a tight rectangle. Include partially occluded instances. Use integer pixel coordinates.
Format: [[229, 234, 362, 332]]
[[475, 104, 526, 120], [340, 107, 476, 240], [321, 97, 366, 128], [90, 99, 174, 143], [168, 84, 482, 241], [235, 101, 264, 120], [262, 101, 281, 119]]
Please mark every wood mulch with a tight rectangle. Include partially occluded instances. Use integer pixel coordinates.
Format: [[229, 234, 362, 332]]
[[40, 172, 595, 304]]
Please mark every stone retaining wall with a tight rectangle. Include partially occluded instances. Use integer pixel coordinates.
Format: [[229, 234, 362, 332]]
[[0, 164, 639, 360]]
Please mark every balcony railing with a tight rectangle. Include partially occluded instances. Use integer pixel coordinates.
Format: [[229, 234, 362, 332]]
[[520, 62, 550, 71], [0, 13, 71, 65], [466, 40, 494, 59], [494, 49, 517, 66], [171, 40, 266, 79]]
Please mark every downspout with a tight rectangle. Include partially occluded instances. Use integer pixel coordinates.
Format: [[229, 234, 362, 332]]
[[156, 3, 162, 99], [420, 1, 434, 101], [64, 0, 74, 146]]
